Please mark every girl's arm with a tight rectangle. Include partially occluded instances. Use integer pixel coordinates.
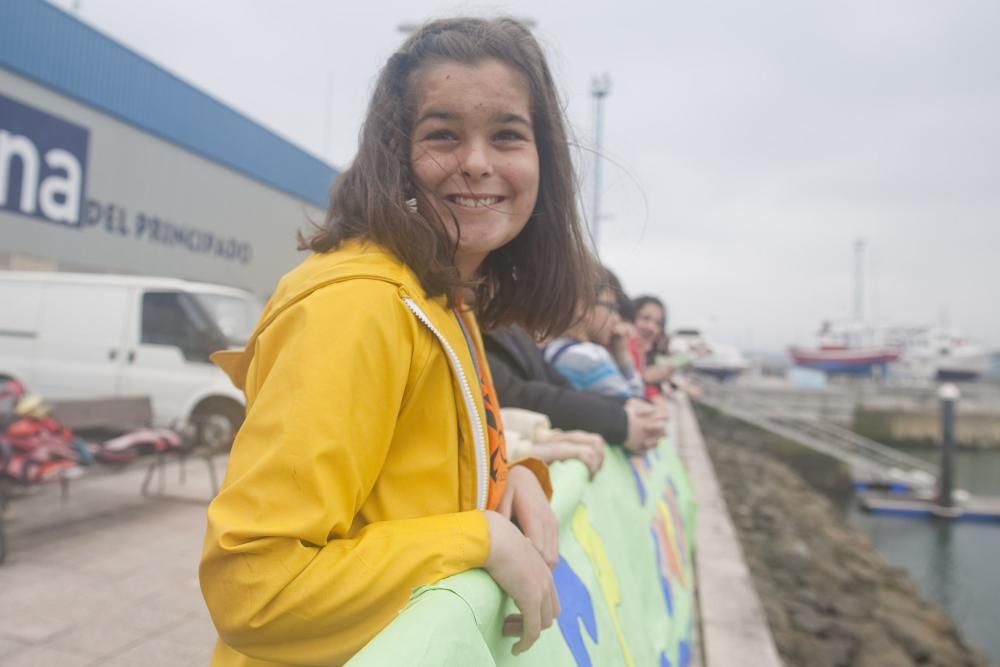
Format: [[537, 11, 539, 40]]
[[200, 284, 489, 666], [552, 343, 634, 399]]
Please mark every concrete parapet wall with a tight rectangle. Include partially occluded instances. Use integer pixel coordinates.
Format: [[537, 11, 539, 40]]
[[675, 393, 784, 667]]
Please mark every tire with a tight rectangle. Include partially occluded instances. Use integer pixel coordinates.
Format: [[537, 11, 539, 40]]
[[0, 374, 24, 431], [190, 399, 244, 451], [0, 480, 8, 565]]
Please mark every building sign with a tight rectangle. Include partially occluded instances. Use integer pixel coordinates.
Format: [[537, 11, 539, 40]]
[[84, 199, 254, 264], [0, 93, 89, 227], [1, 93, 253, 265]]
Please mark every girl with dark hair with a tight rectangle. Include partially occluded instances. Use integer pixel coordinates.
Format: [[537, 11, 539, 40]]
[[543, 268, 646, 402], [200, 17, 597, 666], [632, 295, 668, 363], [629, 295, 675, 397]]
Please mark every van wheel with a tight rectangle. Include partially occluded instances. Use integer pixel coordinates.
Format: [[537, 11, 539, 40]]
[[0, 375, 25, 416], [0, 373, 23, 393], [191, 399, 244, 451]]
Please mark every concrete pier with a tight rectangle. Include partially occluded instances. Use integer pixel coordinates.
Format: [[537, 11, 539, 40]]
[[859, 492, 1000, 520], [703, 379, 1000, 448], [860, 384, 1000, 521]]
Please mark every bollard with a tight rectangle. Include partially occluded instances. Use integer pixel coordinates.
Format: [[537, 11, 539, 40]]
[[936, 383, 960, 509]]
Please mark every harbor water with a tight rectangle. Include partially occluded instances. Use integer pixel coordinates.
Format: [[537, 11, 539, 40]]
[[847, 448, 1000, 664]]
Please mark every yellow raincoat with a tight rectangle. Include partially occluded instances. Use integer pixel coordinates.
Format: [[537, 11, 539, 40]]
[[200, 240, 548, 666]]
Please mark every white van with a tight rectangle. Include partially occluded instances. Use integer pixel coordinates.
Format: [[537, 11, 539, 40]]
[[0, 271, 262, 447]]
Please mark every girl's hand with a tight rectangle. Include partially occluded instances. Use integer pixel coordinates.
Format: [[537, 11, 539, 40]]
[[624, 398, 666, 453], [608, 321, 633, 366], [573, 442, 605, 478], [484, 511, 561, 655], [531, 440, 605, 478], [552, 429, 603, 450], [616, 321, 637, 340], [556, 431, 605, 477], [497, 465, 559, 567], [643, 362, 675, 385], [649, 395, 670, 420]]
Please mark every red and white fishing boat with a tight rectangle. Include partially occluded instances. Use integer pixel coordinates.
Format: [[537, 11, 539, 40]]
[[789, 321, 899, 376]]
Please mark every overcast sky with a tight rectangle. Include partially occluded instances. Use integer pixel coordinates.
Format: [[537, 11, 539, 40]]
[[49, 0, 1000, 352]]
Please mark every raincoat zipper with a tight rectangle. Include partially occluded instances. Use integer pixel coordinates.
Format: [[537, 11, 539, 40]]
[[401, 297, 488, 510]]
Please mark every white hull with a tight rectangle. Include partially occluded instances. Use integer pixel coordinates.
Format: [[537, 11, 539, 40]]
[[897, 350, 993, 381]]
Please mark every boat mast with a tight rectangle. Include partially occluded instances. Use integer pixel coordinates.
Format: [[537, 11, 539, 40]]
[[854, 238, 865, 324]]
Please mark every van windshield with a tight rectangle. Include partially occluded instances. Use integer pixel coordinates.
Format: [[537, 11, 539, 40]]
[[192, 293, 262, 347]]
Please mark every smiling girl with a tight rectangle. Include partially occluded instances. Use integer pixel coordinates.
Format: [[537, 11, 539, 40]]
[[199, 17, 596, 667], [630, 295, 675, 397]]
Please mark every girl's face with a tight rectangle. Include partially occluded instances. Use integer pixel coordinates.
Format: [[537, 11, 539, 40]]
[[635, 302, 665, 345], [586, 287, 621, 347], [410, 58, 540, 279]]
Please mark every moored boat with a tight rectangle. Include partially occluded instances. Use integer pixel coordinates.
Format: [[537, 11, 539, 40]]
[[789, 320, 898, 376], [788, 345, 900, 375], [887, 326, 996, 382], [671, 327, 750, 382]]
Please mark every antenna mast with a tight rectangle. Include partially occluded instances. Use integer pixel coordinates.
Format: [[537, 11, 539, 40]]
[[854, 238, 866, 323]]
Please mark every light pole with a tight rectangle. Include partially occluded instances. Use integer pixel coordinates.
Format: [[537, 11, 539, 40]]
[[853, 237, 865, 323], [590, 73, 612, 248]]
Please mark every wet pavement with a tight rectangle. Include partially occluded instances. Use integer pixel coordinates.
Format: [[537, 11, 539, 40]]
[[0, 453, 223, 666]]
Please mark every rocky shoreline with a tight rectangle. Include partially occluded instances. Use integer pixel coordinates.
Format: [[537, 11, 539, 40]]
[[696, 407, 991, 667]]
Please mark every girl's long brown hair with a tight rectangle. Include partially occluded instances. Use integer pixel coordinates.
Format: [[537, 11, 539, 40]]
[[302, 17, 597, 338]]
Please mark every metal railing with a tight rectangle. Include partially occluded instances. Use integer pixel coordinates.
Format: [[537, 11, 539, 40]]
[[696, 392, 937, 489]]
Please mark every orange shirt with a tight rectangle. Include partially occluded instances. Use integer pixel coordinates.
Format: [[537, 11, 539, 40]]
[[454, 298, 508, 510], [478, 339, 509, 510]]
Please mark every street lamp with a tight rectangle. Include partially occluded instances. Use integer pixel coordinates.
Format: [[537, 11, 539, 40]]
[[590, 73, 612, 248]]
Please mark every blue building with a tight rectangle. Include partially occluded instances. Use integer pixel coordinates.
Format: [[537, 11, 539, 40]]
[[1, 0, 338, 294]]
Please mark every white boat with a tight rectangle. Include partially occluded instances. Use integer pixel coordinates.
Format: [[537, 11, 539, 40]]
[[669, 327, 750, 382], [887, 326, 996, 382]]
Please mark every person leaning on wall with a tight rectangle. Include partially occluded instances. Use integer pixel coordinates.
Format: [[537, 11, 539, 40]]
[[485, 325, 666, 454]]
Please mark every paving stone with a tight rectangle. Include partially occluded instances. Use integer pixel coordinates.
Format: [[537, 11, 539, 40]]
[[0, 635, 27, 659], [0, 611, 74, 645], [100, 601, 193, 635], [159, 610, 220, 649], [102, 635, 212, 667], [0, 453, 220, 667], [48, 614, 151, 659], [2, 644, 95, 667]]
